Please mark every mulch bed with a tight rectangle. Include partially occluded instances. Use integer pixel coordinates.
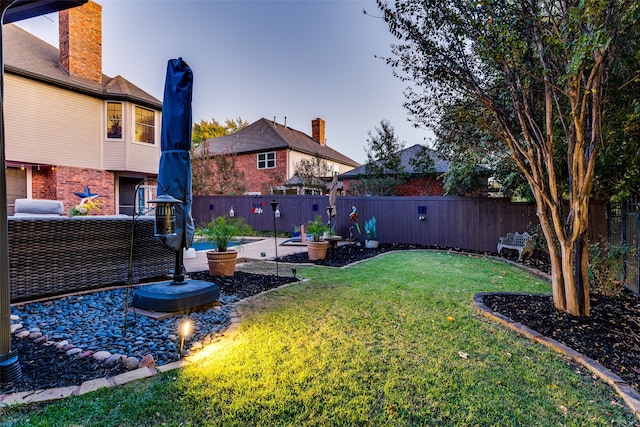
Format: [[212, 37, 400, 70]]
[[482, 290, 640, 391]]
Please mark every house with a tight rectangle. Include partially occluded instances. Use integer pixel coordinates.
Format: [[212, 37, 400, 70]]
[[4, 0, 162, 215], [194, 117, 360, 195], [339, 144, 450, 196]]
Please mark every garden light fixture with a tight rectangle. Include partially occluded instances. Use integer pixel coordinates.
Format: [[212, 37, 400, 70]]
[[270, 200, 279, 276], [179, 318, 193, 354], [148, 193, 182, 237]]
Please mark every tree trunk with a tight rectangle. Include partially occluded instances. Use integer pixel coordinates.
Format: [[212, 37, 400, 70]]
[[560, 239, 590, 317], [534, 191, 591, 316]]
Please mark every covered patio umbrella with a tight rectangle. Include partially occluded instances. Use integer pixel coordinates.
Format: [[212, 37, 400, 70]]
[[133, 58, 218, 312], [156, 58, 194, 284]]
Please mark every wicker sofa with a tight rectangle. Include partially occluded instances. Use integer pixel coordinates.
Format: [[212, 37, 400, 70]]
[[8, 216, 175, 302]]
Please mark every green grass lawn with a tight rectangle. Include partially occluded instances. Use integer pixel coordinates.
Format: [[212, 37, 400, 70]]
[[1, 250, 637, 426]]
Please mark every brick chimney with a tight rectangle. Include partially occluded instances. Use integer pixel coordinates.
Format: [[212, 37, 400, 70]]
[[311, 118, 326, 146], [59, 0, 102, 84]]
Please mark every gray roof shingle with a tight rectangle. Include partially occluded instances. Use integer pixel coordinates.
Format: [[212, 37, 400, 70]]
[[4, 23, 161, 109], [196, 118, 360, 167], [339, 144, 449, 179]]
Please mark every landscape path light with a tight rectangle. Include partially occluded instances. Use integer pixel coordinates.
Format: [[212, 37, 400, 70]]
[[270, 200, 279, 276], [179, 318, 193, 354]]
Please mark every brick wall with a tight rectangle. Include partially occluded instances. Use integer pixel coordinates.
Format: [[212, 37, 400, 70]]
[[193, 150, 287, 196], [395, 177, 445, 196], [32, 166, 115, 215], [56, 167, 115, 214], [238, 151, 287, 193], [196, 150, 289, 195], [343, 177, 446, 196], [59, 0, 102, 84], [311, 118, 326, 146], [31, 168, 57, 200]]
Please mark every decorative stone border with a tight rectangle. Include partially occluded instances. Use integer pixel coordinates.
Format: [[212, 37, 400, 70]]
[[0, 309, 241, 407], [474, 292, 640, 420]]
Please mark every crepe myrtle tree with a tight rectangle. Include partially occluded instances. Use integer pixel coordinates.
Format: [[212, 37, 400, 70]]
[[376, 0, 640, 316]]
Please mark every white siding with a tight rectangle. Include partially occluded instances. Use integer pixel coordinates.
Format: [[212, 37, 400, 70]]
[[5, 75, 162, 173], [127, 104, 161, 173], [5, 75, 102, 168], [288, 150, 356, 179]]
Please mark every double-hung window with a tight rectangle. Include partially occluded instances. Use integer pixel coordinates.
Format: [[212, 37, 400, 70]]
[[257, 152, 275, 169], [135, 106, 155, 144], [106, 102, 123, 139]]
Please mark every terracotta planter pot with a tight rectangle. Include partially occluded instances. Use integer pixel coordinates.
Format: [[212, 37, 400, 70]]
[[206, 249, 238, 276], [307, 241, 329, 261], [365, 239, 379, 249]]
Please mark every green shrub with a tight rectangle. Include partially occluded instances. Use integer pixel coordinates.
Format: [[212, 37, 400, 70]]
[[306, 215, 330, 242], [588, 242, 636, 296], [195, 215, 254, 252]]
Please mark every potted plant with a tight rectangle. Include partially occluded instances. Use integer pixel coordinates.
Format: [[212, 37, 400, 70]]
[[364, 216, 379, 249], [305, 215, 330, 260], [195, 215, 253, 276]]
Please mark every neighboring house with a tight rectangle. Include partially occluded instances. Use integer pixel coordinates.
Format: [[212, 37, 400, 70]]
[[194, 117, 360, 195], [339, 144, 450, 196], [4, 0, 162, 215], [281, 173, 345, 196]]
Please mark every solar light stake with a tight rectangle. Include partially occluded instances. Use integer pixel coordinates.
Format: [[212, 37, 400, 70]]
[[270, 200, 279, 276], [179, 318, 193, 354]]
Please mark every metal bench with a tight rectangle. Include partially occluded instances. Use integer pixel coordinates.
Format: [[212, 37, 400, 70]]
[[497, 232, 534, 261]]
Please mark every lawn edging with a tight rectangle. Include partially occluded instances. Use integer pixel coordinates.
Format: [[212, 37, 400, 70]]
[[474, 292, 640, 420]]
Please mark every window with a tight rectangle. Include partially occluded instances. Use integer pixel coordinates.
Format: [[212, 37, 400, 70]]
[[135, 106, 155, 144], [106, 102, 122, 139], [7, 167, 26, 215], [257, 152, 275, 169]]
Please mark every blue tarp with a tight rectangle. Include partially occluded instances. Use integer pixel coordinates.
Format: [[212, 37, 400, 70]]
[[156, 58, 194, 251]]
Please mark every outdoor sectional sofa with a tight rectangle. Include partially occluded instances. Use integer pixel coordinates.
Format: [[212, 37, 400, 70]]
[[8, 216, 175, 302]]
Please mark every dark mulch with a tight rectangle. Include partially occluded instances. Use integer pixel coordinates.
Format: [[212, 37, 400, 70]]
[[277, 242, 432, 266], [482, 290, 640, 392], [189, 271, 298, 300], [3, 244, 640, 400], [4, 339, 130, 393]]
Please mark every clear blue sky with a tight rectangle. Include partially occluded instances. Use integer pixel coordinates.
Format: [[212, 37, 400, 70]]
[[16, 0, 434, 164]]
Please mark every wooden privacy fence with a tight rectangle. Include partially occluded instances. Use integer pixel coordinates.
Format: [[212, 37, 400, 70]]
[[193, 195, 607, 254]]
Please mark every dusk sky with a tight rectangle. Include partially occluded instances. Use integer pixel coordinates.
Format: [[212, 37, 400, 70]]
[[16, 0, 434, 164]]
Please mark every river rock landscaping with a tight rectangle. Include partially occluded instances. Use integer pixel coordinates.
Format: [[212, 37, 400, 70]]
[[1, 271, 297, 395]]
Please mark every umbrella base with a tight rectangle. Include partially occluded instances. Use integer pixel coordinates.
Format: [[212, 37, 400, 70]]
[[132, 279, 220, 313]]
